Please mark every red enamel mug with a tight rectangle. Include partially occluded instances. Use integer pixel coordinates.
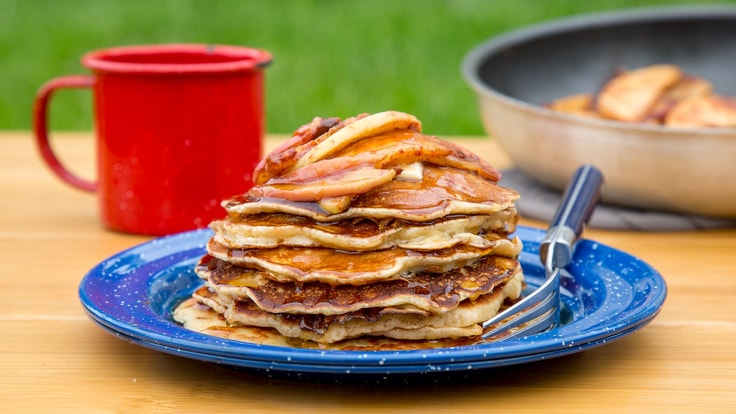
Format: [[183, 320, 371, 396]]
[[33, 44, 271, 235]]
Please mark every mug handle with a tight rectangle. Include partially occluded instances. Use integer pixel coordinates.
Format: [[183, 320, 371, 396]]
[[33, 75, 97, 192]]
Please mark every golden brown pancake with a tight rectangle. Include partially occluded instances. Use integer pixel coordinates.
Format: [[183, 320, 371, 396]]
[[195, 254, 521, 315], [224, 166, 519, 221], [174, 270, 523, 345], [173, 297, 483, 350], [206, 235, 522, 285], [210, 211, 518, 251]]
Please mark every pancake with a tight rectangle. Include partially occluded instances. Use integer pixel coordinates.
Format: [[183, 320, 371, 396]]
[[211, 210, 517, 251], [207, 235, 522, 285], [174, 271, 523, 344], [172, 297, 480, 350], [224, 166, 519, 221], [196, 254, 521, 315]]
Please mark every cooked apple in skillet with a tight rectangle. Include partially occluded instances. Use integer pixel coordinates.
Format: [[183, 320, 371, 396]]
[[548, 64, 736, 127]]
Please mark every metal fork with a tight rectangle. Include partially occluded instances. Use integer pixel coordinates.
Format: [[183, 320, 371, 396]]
[[482, 164, 604, 340]]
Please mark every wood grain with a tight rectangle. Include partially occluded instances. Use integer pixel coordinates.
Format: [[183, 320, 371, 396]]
[[1, 132, 734, 413]]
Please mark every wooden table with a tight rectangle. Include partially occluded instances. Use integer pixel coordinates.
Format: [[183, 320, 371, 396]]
[[2, 131, 735, 413]]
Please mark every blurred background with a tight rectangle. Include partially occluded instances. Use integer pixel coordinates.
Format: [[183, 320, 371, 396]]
[[3, 0, 735, 135]]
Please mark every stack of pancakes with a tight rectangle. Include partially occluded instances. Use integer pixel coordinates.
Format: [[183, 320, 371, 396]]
[[173, 111, 524, 349]]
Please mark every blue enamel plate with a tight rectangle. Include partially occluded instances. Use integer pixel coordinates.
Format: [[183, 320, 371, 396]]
[[79, 226, 667, 376]]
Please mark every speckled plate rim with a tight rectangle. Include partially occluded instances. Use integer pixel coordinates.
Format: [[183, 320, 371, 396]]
[[78, 226, 667, 369], [86, 314, 650, 376]]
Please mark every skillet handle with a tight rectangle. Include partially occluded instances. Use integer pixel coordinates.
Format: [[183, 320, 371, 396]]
[[540, 164, 604, 271]]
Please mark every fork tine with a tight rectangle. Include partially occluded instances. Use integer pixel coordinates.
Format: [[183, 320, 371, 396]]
[[488, 288, 560, 340], [479, 164, 604, 342], [481, 268, 560, 339]]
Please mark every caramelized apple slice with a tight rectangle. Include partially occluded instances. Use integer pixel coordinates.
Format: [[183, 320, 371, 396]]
[[248, 165, 397, 202], [597, 64, 682, 122], [647, 75, 713, 123], [546, 93, 598, 117], [665, 95, 736, 127], [292, 111, 421, 170]]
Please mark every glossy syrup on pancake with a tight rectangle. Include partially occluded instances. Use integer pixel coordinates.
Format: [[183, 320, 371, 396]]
[[206, 235, 522, 285], [175, 271, 523, 345], [223, 166, 519, 221], [196, 254, 521, 315]]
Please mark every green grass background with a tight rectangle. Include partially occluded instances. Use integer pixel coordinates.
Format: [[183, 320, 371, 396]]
[[3, 0, 735, 135]]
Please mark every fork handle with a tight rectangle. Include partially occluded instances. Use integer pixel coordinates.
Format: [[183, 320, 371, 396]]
[[540, 164, 604, 270]]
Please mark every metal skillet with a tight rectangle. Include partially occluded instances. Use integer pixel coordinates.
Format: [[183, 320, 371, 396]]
[[462, 6, 736, 218]]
